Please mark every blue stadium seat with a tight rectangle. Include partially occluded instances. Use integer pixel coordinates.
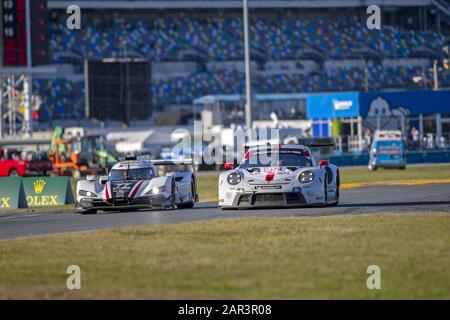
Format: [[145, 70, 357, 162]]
[[34, 13, 449, 119]]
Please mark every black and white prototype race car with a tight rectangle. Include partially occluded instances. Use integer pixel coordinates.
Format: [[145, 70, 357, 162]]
[[218, 144, 340, 209], [76, 156, 197, 214]]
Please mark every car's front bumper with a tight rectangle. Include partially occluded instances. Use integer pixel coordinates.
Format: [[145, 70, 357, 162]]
[[219, 191, 312, 209], [76, 194, 172, 212], [370, 160, 406, 168]]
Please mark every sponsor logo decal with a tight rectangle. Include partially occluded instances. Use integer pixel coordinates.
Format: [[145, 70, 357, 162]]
[[27, 179, 59, 206], [0, 197, 10, 208], [33, 179, 46, 194], [333, 99, 353, 110], [112, 182, 133, 191], [27, 195, 58, 206], [265, 172, 275, 182]]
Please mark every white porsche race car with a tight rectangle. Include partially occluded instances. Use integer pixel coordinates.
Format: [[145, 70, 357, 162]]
[[76, 156, 197, 214], [218, 144, 340, 209]]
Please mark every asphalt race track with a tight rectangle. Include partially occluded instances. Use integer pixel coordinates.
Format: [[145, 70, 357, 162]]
[[0, 183, 449, 240]]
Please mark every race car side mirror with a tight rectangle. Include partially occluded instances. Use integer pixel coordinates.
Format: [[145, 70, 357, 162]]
[[99, 175, 108, 184], [224, 162, 234, 170], [319, 160, 329, 167]]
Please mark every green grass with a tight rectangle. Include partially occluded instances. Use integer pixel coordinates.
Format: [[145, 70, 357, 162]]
[[340, 164, 450, 184], [196, 172, 219, 201], [0, 214, 449, 299]]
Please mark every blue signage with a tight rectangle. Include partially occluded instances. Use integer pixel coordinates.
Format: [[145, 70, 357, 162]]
[[359, 90, 450, 117], [307, 92, 360, 119]]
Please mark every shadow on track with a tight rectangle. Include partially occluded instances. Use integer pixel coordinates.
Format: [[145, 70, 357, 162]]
[[75, 204, 220, 215]]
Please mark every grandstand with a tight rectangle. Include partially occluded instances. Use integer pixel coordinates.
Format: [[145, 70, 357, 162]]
[[34, 0, 450, 121]]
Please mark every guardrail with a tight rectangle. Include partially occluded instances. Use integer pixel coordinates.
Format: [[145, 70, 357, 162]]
[[328, 150, 450, 167]]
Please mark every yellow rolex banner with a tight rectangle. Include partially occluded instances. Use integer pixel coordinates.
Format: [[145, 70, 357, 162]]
[[0, 177, 28, 209], [22, 177, 74, 207]]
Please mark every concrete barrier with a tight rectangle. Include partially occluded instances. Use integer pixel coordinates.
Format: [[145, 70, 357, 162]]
[[22, 177, 74, 207], [0, 177, 28, 209], [329, 150, 450, 166]]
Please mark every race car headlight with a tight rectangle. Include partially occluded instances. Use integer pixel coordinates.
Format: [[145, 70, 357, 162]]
[[147, 186, 167, 195], [78, 190, 97, 197], [227, 172, 242, 185], [298, 171, 314, 183]]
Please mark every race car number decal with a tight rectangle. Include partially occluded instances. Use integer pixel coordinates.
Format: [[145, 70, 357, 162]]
[[113, 183, 133, 190]]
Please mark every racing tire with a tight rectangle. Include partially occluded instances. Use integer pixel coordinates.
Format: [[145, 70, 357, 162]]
[[322, 174, 328, 206], [328, 171, 340, 207], [9, 169, 18, 176], [168, 180, 177, 209], [177, 182, 195, 209], [331, 170, 341, 207], [368, 163, 377, 171], [177, 202, 194, 209], [328, 186, 339, 207]]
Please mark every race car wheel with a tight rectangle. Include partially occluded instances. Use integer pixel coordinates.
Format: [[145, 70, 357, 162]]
[[329, 186, 339, 207], [168, 180, 177, 209], [9, 169, 18, 176], [177, 182, 195, 209], [331, 172, 340, 206], [323, 174, 328, 206], [368, 163, 377, 171]]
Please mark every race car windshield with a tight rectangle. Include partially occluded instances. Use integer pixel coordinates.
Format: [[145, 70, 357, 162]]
[[240, 152, 312, 168], [109, 168, 153, 181]]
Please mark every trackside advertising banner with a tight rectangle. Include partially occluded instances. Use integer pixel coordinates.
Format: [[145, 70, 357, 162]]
[[359, 90, 450, 117], [0, 177, 28, 209], [306, 92, 360, 120], [22, 177, 74, 207]]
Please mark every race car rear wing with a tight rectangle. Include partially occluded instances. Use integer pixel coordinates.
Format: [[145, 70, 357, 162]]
[[244, 143, 335, 153], [151, 158, 196, 175], [124, 155, 194, 165], [304, 143, 335, 148], [105, 156, 194, 174], [151, 159, 194, 166]]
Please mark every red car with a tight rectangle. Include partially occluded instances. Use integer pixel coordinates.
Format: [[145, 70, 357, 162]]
[[0, 148, 52, 176]]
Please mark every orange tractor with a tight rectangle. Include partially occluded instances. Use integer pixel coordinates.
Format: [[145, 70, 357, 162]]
[[48, 127, 116, 177]]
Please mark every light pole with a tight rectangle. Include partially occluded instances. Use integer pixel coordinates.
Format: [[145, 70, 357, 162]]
[[243, 0, 253, 139], [433, 59, 439, 90], [413, 57, 449, 91], [364, 60, 369, 92], [412, 65, 435, 90], [23, 0, 33, 138]]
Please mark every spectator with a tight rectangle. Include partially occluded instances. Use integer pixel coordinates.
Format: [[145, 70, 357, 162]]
[[410, 127, 420, 149]]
